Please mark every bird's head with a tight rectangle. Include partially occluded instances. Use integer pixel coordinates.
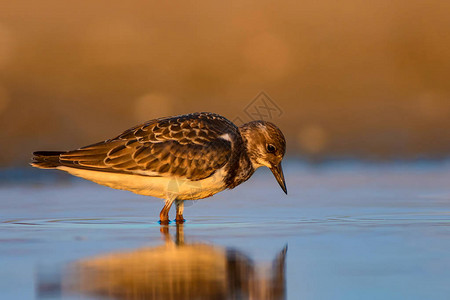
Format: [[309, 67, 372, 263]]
[[239, 120, 287, 194]]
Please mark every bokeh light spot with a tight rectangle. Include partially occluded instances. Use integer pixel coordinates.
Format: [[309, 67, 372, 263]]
[[297, 124, 328, 154]]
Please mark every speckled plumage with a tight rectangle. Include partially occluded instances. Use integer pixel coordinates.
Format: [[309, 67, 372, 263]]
[[32, 112, 287, 223]]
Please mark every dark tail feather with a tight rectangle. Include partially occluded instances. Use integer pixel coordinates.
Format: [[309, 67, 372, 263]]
[[31, 151, 66, 169]]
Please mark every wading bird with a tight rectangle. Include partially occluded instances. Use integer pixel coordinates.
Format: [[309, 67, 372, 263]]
[[32, 112, 287, 224]]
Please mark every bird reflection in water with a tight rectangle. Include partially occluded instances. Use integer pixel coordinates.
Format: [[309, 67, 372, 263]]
[[37, 224, 287, 300]]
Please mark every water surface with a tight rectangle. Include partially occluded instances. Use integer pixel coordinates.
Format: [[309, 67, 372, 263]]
[[1, 161, 449, 299]]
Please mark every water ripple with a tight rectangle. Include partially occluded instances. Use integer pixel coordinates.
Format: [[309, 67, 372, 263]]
[[2, 212, 449, 230]]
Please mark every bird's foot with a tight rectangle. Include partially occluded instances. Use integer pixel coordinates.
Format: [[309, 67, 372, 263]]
[[175, 218, 185, 224], [158, 219, 171, 225]]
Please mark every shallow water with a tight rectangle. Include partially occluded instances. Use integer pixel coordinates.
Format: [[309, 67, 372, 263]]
[[1, 161, 450, 299]]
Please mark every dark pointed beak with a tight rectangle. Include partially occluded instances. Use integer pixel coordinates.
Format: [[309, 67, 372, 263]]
[[270, 162, 287, 194]]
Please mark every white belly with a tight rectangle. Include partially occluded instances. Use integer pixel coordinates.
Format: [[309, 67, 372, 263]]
[[58, 166, 228, 200]]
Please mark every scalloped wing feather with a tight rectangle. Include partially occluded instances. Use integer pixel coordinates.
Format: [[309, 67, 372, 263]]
[[58, 113, 236, 181]]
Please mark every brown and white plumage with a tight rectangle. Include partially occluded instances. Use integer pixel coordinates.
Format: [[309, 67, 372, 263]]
[[32, 112, 287, 224]]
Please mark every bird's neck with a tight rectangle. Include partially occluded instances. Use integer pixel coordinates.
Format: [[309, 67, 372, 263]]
[[229, 151, 255, 189], [239, 124, 264, 170], [222, 126, 256, 189]]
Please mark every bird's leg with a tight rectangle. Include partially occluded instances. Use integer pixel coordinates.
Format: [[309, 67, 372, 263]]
[[159, 197, 175, 225], [175, 200, 185, 224]]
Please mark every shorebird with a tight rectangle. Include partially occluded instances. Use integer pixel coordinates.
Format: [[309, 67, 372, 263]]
[[32, 112, 287, 224]]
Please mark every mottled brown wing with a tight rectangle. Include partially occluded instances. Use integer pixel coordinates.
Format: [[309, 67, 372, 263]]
[[59, 113, 236, 181]]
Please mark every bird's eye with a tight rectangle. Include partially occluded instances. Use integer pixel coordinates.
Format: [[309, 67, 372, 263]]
[[266, 144, 276, 153]]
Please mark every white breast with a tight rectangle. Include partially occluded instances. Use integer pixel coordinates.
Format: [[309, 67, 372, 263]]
[[58, 166, 228, 201]]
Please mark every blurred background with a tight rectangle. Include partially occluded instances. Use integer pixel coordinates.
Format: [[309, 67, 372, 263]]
[[0, 0, 449, 166], [1, 3, 450, 299]]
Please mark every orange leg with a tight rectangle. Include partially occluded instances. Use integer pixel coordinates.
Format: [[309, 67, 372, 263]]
[[175, 200, 185, 224], [159, 198, 175, 225]]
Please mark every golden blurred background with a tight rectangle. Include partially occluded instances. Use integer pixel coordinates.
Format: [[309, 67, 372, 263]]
[[1, 0, 449, 166]]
